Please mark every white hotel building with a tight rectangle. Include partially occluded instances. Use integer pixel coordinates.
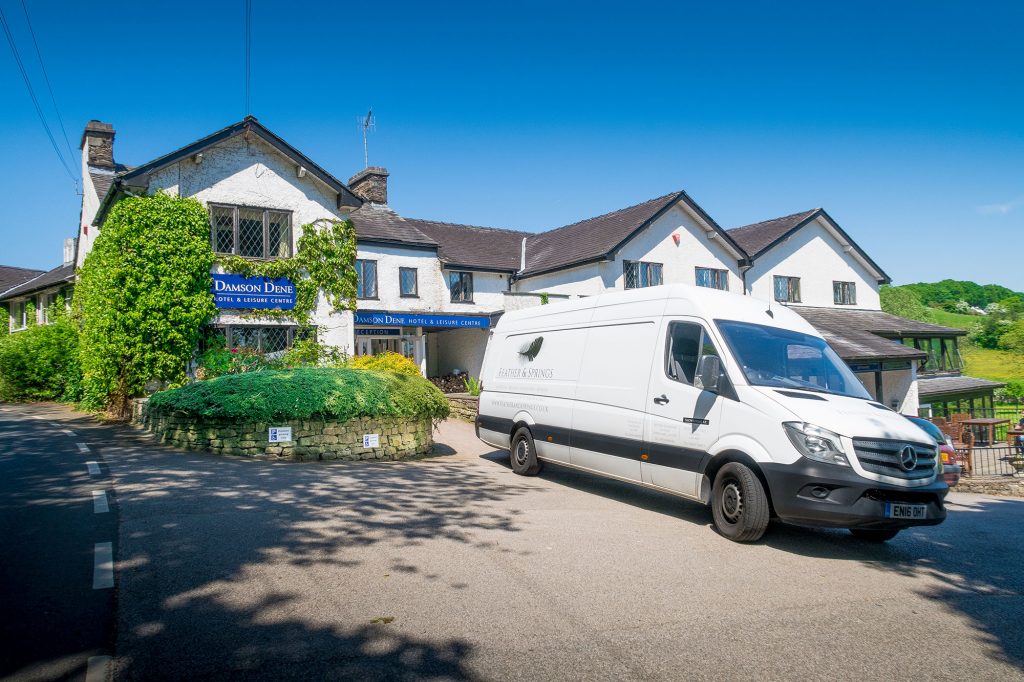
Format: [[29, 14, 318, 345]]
[[1, 117, 1001, 417]]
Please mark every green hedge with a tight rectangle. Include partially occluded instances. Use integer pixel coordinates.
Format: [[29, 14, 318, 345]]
[[146, 367, 450, 423], [0, 317, 82, 401]]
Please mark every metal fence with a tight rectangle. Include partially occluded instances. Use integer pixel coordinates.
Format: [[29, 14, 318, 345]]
[[958, 445, 1024, 477]]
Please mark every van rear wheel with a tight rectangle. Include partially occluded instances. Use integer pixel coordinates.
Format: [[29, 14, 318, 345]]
[[711, 462, 770, 542], [510, 427, 542, 476]]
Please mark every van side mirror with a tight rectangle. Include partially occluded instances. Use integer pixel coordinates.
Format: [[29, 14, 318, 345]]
[[695, 354, 722, 393]]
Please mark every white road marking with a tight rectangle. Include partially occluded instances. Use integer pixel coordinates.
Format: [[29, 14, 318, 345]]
[[63, 429, 76, 436], [77, 443, 90, 454], [92, 490, 109, 514], [86, 462, 101, 476], [85, 656, 112, 682], [93, 542, 113, 589]]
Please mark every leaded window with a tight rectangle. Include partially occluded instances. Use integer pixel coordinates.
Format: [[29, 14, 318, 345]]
[[695, 267, 729, 290], [624, 261, 663, 289], [773, 275, 801, 303], [356, 260, 378, 299], [450, 271, 474, 302], [209, 205, 292, 259], [400, 267, 418, 297], [833, 281, 856, 305], [214, 325, 302, 354]]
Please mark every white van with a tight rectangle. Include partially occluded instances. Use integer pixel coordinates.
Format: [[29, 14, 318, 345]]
[[475, 284, 948, 542]]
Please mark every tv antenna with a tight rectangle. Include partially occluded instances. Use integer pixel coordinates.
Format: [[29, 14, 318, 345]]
[[359, 109, 375, 168]]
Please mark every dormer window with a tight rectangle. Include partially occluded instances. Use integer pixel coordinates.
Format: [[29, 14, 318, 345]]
[[210, 205, 292, 259]]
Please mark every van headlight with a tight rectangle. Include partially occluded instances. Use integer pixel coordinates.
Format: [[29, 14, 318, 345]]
[[783, 422, 849, 466]]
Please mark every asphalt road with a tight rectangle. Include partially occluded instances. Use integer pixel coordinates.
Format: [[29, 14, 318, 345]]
[[0, 404, 116, 681], [2, 403, 1024, 681]]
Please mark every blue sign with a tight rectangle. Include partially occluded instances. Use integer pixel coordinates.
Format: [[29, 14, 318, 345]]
[[356, 328, 401, 336], [212, 274, 296, 309], [354, 311, 490, 329]]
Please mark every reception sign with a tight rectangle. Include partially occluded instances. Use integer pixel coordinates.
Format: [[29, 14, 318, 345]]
[[212, 274, 296, 309], [353, 311, 490, 328]]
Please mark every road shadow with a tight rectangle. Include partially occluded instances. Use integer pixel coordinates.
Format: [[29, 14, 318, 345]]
[[477, 449, 1024, 669], [40, 407, 541, 681]]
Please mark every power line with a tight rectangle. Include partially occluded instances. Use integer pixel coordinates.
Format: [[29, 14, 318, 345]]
[[0, 5, 77, 186], [244, 0, 252, 115], [19, 0, 77, 177]]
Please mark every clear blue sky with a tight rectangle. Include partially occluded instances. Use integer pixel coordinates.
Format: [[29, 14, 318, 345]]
[[2, 1, 1022, 289]]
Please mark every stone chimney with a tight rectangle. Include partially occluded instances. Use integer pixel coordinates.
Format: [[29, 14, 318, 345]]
[[347, 167, 389, 205], [63, 237, 77, 266], [80, 120, 115, 169]]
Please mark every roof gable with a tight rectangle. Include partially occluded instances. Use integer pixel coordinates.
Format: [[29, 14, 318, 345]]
[[727, 208, 890, 284], [97, 117, 362, 223], [518, 190, 747, 278]]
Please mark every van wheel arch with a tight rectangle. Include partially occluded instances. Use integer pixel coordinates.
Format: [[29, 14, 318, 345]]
[[703, 451, 776, 518], [510, 421, 531, 443]]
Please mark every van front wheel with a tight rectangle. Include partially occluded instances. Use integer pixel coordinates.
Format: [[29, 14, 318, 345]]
[[711, 462, 770, 542], [510, 428, 542, 476]]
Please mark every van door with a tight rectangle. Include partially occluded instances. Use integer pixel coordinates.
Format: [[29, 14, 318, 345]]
[[570, 320, 659, 482], [643, 319, 724, 497]]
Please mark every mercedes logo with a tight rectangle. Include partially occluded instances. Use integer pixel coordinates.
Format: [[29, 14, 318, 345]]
[[898, 445, 918, 472]]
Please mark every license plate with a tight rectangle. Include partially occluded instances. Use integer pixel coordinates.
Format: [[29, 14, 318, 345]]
[[885, 503, 927, 519]]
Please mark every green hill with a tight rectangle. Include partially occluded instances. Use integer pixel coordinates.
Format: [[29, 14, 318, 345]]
[[881, 282, 1024, 388]]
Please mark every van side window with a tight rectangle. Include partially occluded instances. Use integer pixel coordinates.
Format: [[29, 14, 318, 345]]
[[666, 322, 721, 385]]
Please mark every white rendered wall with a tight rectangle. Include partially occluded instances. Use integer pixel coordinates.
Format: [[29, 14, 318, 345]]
[[145, 135, 358, 353], [434, 327, 490, 377], [77, 156, 108, 268], [514, 204, 743, 296], [744, 218, 882, 310], [356, 244, 445, 311]]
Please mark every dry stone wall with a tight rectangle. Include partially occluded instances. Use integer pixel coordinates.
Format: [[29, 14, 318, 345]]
[[954, 476, 1024, 498], [447, 393, 478, 422], [141, 403, 433, 461]]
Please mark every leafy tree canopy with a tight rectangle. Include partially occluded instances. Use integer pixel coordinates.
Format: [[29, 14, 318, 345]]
[[76, 192, 217, 416]]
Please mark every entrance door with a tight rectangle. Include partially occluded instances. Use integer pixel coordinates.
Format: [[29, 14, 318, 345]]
[[643, 319, 723, 497]]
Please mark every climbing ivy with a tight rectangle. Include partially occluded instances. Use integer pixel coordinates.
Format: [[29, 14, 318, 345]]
[[76, 192, 217, 417], [217, 218, 358, 323]]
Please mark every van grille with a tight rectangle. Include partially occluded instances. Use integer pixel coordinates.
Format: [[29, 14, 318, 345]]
[[852, 439, 937, 480]]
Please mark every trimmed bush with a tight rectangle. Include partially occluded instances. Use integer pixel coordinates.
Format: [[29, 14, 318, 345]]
[[346, 351, 421, 376], [0, 317, 82, 401], [147, 367, 449, 423]]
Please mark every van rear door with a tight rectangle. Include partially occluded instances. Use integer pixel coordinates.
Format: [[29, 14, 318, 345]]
[[643, 318, 723, 498]]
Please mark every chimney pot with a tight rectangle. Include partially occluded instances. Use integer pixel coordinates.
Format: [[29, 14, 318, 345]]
[[347, 166, 389, 205]]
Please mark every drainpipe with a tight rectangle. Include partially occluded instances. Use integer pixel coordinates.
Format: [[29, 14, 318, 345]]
[[739, 263, 753, 296]]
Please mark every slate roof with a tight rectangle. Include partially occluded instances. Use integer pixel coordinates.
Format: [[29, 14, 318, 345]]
[[726, 209, 819, 256], [409, 218, 528, 272], [88, 164, 132, 204], [788, 306, 967, 362], [917, 375, 1005, 398], [95, 116, 363, 224], [727, 208, 891, 283], [515, 190, 745, 278], [0, 265, 45, 297], [348, 205, 437, 248], [0, 263, 75, 301]]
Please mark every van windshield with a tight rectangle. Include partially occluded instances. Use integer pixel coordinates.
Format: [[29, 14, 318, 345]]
[[716, 320, 871, 399]]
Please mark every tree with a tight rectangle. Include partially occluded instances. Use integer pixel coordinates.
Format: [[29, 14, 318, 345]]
[[76, 192, 217, 417], [999, 320, 1024, 354], [880, 285, 932, 322]]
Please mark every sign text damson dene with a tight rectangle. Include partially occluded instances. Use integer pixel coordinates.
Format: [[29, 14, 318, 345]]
[[212, 274, 296, 310]]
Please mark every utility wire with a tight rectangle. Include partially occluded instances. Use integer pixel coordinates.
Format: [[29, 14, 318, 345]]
[[0, 5, 77, 186], [244, 0, 252, 116], [19, 0, 77, 180]]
